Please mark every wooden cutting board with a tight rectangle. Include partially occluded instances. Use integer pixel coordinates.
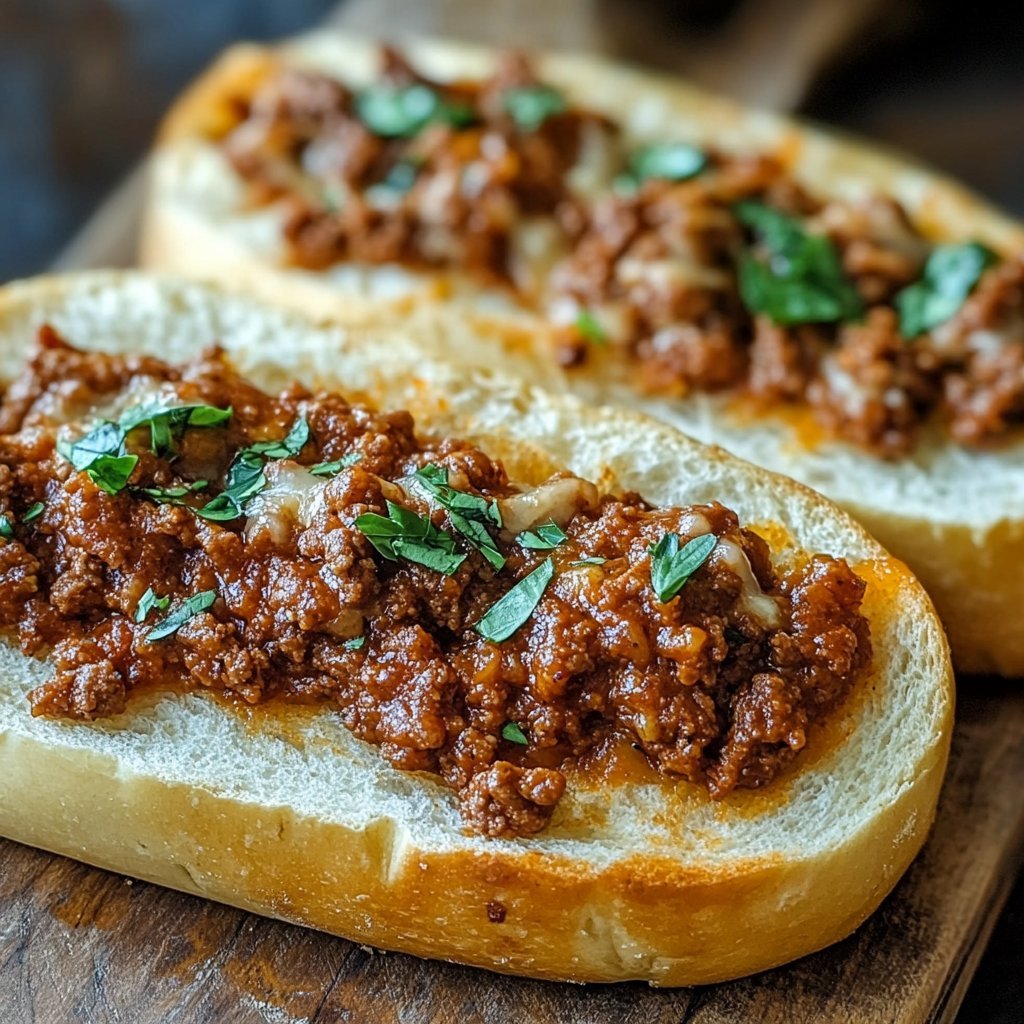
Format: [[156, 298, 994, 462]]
[[6, 1, 1023, 1021]]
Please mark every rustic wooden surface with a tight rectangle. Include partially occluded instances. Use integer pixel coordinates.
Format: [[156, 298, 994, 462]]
[[4, 1, 1023, 1021], [1, 681, 1022, 1023]]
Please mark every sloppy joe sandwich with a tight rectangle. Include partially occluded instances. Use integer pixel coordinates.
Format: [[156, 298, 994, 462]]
[[0, 273, 951, 985], [143, 31, 1024, 674]]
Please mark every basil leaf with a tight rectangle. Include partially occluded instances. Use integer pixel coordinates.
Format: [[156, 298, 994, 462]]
[[344, 635, 366, 651], [628, 142, 706, 183], [21, 502, 45, 525], [411, 463, 505, 571], [503, 85, 566, 131], [575, 309, 607, 345], [501, 721, 528, 745], [58, 422, 124, 470], [87, 455, 139, 495], [735, 201, 863, 325], [516, 520, 568, 551], [193, 450, 268, 522], [310, 452, 363, 476], [571, 556, 606, 567], [355, 500, 467, 576], [475, 557, 554, 642], [146, 589, 217, 642], [134, 480, 208, 504], [356, 84, 475, 138], [0, 515, 13, 539], [134, 587, 171, 623], [246, 417, 310, 460], [649, 532, 717, 603], [119, 402, 232, 457], [896, 242, 996, 338]]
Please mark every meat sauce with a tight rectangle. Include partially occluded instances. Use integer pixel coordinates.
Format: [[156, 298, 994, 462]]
[[217, 48, 1024, 456], [0, 329, 871, 837]]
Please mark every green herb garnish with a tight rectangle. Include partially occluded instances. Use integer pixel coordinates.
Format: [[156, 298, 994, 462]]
[[310, 452, 363, 477], [571, 556, 607, 567], [475, 557, 554, 643], [58, 423, 139, 496], [191, 417, 309, 522], [516, 520, 568, 551], [575, 309, 607, 345], [134, 480, 209, 504], [119, 402, 231, 458], [356, 500, 467, 576], [895, 242, 996, 338], [344, 635, 366, 651], [735, 200, 863, 325], [146, 589, 217, 642], [503, 85, 566, 131], [356, 84, 475, 138], [0, 515, 13, 540], [134, 587, 171, 624], [501, 721, 529, 745], [368, 158, 422, 198], [649, 532, 717, 603], [628, 142, 706, 184], [411, 463, 505, 571], [21, 502, 45, 525]]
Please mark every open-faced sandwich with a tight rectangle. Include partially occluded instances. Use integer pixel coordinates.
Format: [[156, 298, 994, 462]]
[[0, 273, 951, 985], [142, 31, 1024, 675]]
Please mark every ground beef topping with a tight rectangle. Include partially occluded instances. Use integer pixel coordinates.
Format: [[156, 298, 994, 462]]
[[0, 328, 872, 837], [217, 47, 1024, 456]]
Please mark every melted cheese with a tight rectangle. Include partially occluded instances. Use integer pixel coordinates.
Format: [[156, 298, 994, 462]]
[[498, 476, 599, 536], [713, 538, 783, 629], [243, 462, 327, 546]]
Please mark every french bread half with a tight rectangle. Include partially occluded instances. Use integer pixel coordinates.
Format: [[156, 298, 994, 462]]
[[141, 31, 1024, 675], [0, 273, 952, 986]]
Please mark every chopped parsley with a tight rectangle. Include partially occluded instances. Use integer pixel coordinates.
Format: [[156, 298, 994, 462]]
[[245, 416, 310, 460], [119, 401, 231, 458], [344, 635, 367, 651], [411, 463, 505, 571], [627, 141, 706, 184], [310, 452, 363, 477], [649, 532, 717, 603], [356, 84, 475, 138], [501, 721, 529, 745], [735, 200, 863, 326], [21, 502, 45, 524], [59, 400, 232, 496], [896, 241, 996, 338], [503, 85, 566, 131], [355, 500, 467, 576], [516, 520, 568, 551], [367, 158, 422, 198], [134, 587, 171, 623], [475, 557, 554, 643], [146, 589, 217, 642], [574, 309, 607, 345], [192, 416, 309, 522], [571, 556, 607, 567], [0, 515, 13, 540]]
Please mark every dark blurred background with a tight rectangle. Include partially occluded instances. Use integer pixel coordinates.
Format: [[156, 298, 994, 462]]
[[0, 1, 1022, 1020]]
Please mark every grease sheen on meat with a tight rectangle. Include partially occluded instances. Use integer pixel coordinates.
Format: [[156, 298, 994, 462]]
[[0, 329, 870, 837]]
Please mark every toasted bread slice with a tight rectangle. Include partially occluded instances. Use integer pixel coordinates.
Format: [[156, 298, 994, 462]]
[[0, 273, 952, 985], [142, 32, 1024, 675]]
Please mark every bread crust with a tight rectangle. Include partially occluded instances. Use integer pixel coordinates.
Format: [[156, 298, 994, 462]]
[[0, 272, 952, 985], [142, 31, 1024, 675]]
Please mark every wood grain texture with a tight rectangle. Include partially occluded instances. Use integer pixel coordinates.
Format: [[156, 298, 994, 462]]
[[1, 682, 1021, 1024]]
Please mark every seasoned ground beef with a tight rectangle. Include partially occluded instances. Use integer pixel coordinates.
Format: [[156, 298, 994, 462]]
[[0, 329, 871, 837], [216, 48, 1024, 456]]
